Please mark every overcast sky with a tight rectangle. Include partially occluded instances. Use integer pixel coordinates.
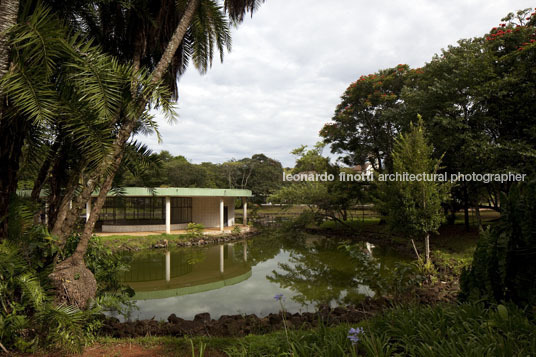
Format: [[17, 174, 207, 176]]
[[138, 0, 534, 167]]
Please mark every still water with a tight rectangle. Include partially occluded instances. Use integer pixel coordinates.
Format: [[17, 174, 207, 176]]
[[119, 232, 406, 321]]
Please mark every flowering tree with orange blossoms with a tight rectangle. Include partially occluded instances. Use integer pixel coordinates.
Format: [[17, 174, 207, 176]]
[[322, 7, 536, 229], [320, 65, 412, 172]]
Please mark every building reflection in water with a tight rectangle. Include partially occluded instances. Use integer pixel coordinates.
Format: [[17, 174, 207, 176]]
[[122, 241, 252, 300]]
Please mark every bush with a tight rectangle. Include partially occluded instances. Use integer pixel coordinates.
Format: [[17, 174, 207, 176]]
[[359, 303, 536, 356], [61, 234, 135, 315], [195, 303, 536, 356], [460, 181, 536, 306], [0, 241, 102, 353], [280, 210, 318, 231], [187, 222, 205, 236], [0, 199, 132, 353], [231, 225, 242, 234]]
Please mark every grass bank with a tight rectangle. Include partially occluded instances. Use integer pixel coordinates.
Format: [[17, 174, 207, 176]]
[[86, 303, 536, 356], [96, 233, 191, 251]]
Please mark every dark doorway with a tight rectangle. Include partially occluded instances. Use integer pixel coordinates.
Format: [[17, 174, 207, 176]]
[[224, 206, 228, 227]]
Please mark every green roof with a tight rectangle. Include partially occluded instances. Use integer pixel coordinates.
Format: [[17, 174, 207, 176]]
[[132, 270, 252, 300], [97, 187, 252, 197], [18, 187, 252, 198]]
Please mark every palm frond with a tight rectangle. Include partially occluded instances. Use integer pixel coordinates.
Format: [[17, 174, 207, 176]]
[[191, 0, 232, 73], [224, 0, 265, 24]]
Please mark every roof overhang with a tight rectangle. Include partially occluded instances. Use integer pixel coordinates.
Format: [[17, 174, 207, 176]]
[[97, 187, 253, 197], [18, 187, 253, 198]]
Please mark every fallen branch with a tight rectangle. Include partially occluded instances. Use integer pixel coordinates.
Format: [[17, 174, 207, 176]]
[[411, 239, 421, 261], [0, 340, 9, 354]]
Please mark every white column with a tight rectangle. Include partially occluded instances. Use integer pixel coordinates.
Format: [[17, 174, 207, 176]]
[[243, 198, 247, 225], [165, 250, 170, 282], [243, 241, 247, 262], [86, 200, 91, 222], [219, 245, 224, 273], [165, 197, 171, 234], [219, 197, 224, 232]]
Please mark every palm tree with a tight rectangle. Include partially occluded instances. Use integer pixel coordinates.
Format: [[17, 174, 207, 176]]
[[0, 0, 266, 307], [0, 0, 21, 238]]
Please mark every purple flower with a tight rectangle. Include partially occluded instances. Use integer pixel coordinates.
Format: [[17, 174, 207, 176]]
[[274, 293, 284, 301], [347, 327, 364, 345]]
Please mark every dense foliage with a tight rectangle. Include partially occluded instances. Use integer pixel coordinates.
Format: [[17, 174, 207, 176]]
[[270, 144, 367, 224], [321, 8, 536, 227], [117, 151, 283, 203], [184, 303, 536, 356], [358, 303, 536, 357], [0, 241, 103, 353], [460, 181, 536, 307], [0, 200, 131, 352], [374, 118, 449, 262]]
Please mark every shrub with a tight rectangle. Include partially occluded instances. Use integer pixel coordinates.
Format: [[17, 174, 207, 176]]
[[231, 225, 242, 234], [280, 210, 318, 231], [187, 222, 205, 236], [360, 303, 536, 356], [61, 234, 135, 315], [0, 241, 101, 353], [0, 199, 131, 353], [211, 303, 536, 356], [460, 181, 536, 306]]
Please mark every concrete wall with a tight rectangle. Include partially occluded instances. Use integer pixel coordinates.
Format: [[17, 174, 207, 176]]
[[192, 196, 235, 228]]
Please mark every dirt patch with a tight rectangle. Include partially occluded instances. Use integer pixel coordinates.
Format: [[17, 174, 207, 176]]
[[82, 343, 166, 357]]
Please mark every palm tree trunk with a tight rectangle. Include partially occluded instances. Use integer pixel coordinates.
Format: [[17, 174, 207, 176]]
[[150, 0, 199, 84], [0, 115, 25, 239], [0, 0, 20, 240], [71, 149, 126, 264], [0, 0, 19, 84], [51, 0, 201, 248], [50, 0, 202, 308], [72, 0, 201, 253]]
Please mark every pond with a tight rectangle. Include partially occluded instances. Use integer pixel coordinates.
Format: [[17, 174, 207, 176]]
[[117, 232, 407, 321]]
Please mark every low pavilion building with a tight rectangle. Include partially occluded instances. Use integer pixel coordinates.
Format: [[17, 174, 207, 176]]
[[87, 187, 252, 233]]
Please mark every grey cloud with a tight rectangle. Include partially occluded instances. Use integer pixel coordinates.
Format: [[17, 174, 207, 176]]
[[139, 0, 534, 167]]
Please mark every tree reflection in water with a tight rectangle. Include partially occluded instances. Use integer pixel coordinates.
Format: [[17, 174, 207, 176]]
[[266, 233, 408, 306]]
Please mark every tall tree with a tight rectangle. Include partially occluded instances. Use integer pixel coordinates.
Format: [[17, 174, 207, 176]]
[[43, 0, 266, 308], [271, 144, 365, 225], [374, 117, 449, 263], [0, 0, 21, 237], [320, 65, 411, 172], [460, 180, 536, 307], [0, 0, 266, 307]]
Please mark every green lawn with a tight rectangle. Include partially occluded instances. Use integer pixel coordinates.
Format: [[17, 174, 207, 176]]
[[97, 233, 191, 251]]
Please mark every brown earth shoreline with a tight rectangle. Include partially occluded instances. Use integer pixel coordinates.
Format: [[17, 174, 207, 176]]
[[100, 299, 386, 338]]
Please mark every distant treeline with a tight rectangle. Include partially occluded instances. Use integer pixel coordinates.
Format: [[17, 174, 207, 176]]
[[116, 151, 284, 203]]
